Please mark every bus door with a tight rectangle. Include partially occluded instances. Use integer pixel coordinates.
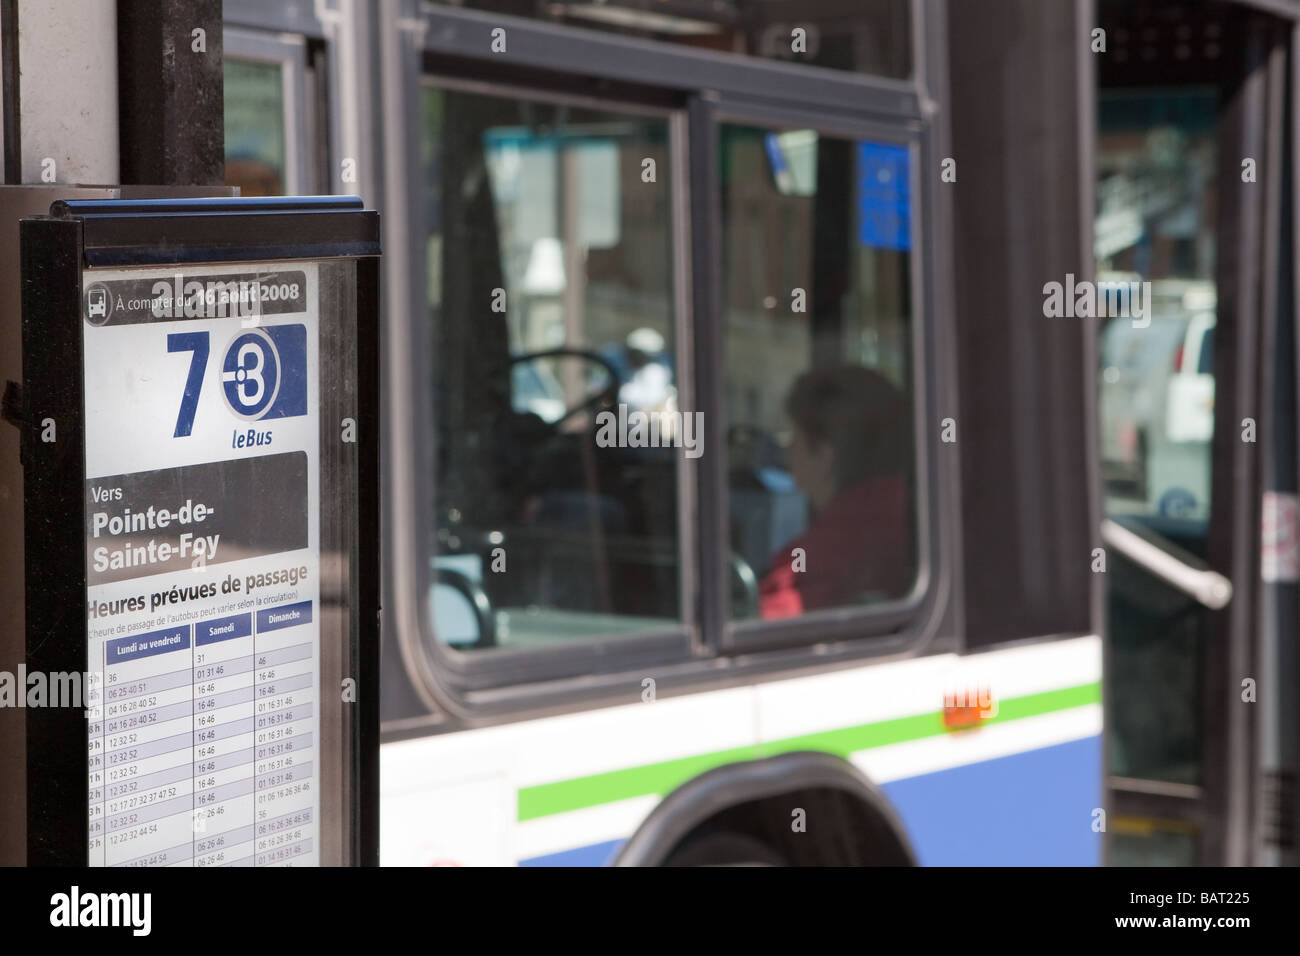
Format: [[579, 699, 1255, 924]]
[[1095, 0, 1289, 866]]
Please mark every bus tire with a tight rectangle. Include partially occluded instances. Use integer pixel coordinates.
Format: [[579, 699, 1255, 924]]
[[660, 830, 789, 867]]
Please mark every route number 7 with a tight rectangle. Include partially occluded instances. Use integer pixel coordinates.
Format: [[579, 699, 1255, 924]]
[[167, 332, 209, 437]]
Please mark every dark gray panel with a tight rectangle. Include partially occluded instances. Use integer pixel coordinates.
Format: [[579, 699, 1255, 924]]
[[947, 0, 1095, 644]]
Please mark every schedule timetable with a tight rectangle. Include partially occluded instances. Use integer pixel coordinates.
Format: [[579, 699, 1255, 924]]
[[87, 600, 319, 866]]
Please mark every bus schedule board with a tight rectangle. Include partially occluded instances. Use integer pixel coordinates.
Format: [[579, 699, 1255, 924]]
[[20, 197, 379, 867]]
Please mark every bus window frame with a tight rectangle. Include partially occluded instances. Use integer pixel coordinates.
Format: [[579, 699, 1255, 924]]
[[381, 2, 959, 722], [420, 0, 917, 84], [688, 96, 942, 655], [223, 25, 311, 196], [413, 3, 922, 122], [411, 69, 701, 702]]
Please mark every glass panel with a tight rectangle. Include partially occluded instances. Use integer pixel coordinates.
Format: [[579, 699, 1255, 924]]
[[1097, 89, 1217, 526], [1097, 89, 1217, 786], [719, 124, 916, 622], [1107, 574, 1203, 785], [422, 84, 680, 652], [224, 58, 288, 196], [435, 0, 911, 80]]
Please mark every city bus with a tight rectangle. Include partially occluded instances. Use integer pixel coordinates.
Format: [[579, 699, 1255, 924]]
[[216, 0, 1298, 866]]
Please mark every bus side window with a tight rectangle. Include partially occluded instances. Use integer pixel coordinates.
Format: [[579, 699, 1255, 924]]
[[422, 83, 684, 652], [718, 126, 918, 623]]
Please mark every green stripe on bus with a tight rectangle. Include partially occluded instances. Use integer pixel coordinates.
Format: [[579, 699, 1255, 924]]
[[516, 681, 1101, 822]]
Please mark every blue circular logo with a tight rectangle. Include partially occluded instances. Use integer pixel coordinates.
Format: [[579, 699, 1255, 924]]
[[221, 329, 281, 419]]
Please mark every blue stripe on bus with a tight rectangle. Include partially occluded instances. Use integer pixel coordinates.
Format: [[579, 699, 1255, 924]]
[[516, 735, 1102, 866], [519, 838, 626, 867], [882, 735, 1103, 866]]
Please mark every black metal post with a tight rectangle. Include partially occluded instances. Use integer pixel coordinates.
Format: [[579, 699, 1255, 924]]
[[117, 0, 224, 186]]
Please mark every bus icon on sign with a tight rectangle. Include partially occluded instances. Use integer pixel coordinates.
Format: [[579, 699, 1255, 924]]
[[86, 285, 111, 324]]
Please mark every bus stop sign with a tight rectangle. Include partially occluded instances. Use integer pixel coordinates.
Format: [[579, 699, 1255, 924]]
[[20, 197, 380, 866]]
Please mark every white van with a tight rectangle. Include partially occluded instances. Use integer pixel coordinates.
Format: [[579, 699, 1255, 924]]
[[1166, 313, 1216, 443]]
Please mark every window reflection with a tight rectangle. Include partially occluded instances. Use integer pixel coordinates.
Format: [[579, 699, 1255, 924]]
[[223, 58, 287, 196], [1097, 89, 1217, 526]]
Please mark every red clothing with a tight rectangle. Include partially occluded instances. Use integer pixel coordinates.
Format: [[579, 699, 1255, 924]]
[[759, 475, 909, 619]]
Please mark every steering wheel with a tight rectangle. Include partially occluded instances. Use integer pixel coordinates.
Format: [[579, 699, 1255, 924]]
[[509, 348, 622, 432]]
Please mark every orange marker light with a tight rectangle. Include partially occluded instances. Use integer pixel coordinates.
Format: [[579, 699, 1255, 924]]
[[942, 686, 997, 729]]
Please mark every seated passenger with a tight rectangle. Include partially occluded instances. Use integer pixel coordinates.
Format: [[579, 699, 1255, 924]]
[[759, 365, 911, 619]]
